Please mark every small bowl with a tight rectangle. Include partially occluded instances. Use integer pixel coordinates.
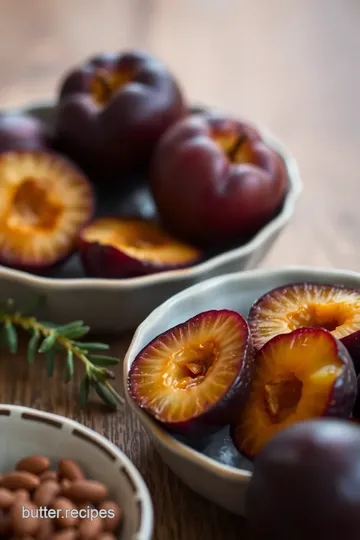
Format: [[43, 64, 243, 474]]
[[0, 101, 302, 333], [124, 266, 360, 516], [0, 404, 153, 540]]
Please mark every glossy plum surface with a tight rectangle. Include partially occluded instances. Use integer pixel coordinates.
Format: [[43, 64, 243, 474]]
[[247, 419, 360, 540]]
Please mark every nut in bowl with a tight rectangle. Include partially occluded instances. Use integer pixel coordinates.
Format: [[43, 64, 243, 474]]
[[124, 266, 360, 516], [0, 405, 153, 539]]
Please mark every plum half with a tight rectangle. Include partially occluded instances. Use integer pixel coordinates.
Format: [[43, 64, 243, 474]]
[[127, 309, 253, 434], [0, 150, 94, 272], [231, 328, 357, 458], [79, 217, 201, 278], [247, 419, 360, 540], [249, 282, 360, 372]]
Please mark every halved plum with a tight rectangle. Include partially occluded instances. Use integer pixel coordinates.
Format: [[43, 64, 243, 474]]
[[0, 150, 94, 272], [249, 282, 360, 372], [231, 328, 357, 458], [127, 309, 253, 434], [79, 217, 201, 278]]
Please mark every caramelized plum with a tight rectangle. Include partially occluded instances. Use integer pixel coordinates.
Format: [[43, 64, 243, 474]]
[[0, 151, 94, 272], [247, 419, 360, 540], [79, 217, 201, 278], [249, 282, 360, 372], [231, 328, 357, 458], [128, 310, 253, 434]]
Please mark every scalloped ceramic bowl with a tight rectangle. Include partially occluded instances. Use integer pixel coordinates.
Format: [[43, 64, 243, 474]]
[[124, 266, 360, 516], [0, 405, 153, 539], [0, 102, 302, 332]]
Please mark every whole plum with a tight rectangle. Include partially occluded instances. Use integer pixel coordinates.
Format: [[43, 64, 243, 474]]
[[247, 419, 360, 540]]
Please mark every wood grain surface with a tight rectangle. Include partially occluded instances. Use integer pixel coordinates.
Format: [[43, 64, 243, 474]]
[[0, 1, 359, 538]]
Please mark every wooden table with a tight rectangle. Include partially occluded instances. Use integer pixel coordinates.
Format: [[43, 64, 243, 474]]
[[0, 1, 359, 538]]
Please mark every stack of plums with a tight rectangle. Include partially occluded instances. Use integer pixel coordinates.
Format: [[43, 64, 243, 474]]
[[128, 282, 360, 539], [0, 51, 288, 277]]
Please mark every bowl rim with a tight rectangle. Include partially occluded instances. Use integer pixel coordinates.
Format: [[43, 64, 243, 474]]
[[0, 100, 302, 290], [0, 403, 154, 540], [123, 265, 360, 482]]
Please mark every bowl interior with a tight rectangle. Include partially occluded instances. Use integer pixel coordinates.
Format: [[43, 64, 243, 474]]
[[125, 266, 360, 473], [5, 102, 301, 282], [0, 405, 152, 540]]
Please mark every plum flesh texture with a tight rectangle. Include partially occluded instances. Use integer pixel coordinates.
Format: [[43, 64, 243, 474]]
[[0, 150, 94, 272], [247, 419, 360, 540], [128, 309, 253, 434], [249, 282, 360, 372], [79, 217, 201, 278], [231, 327, 357, 458]]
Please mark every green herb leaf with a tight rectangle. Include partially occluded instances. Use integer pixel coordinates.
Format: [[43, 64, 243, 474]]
[[39, 321, 59, 329], [39, 333, 57, 353], [4, 320, 18, 354], [64, 350, 74, 383], [60, 326, 90, 340], [27, 330, 40, 364], [88, 354, 120, 366], [92, 381, 118, 408], [79, 376, 90, 406], [75, 342, 110, 351], [46, 349, 55, 377], [55, 321, 84, 335]]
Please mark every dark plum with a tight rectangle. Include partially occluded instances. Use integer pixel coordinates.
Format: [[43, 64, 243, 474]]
[[150, 112, 288, 247], [247, 419, 360, 540], [0, 113, 50, 152]]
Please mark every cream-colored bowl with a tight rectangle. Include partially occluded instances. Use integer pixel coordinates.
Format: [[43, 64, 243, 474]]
[[124, 266, 360, 516], [0, 405, 153, 539], [0, 102, 302, 332]]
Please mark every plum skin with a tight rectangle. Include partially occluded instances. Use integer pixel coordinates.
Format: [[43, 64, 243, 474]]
[[247, 419, 360, 540], [342, 329, 360, 374], [54, 50, 187, 175], [128, 310, 255, 435], [150, 112, 288, 247], [0, 113, 50, 152], [230, 329, 357, 460], [78, 237, 202, 279]]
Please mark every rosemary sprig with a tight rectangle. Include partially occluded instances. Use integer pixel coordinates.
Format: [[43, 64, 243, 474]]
[[0, 298, 124, 408]]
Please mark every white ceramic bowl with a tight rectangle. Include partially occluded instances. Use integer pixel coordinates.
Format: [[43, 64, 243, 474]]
[[0, 404, 153, 540], [0, 101, 302, 332], [124, 266, 360, 516]]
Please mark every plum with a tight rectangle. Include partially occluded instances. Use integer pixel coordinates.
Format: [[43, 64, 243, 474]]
[[54, 50, 186, 176], [150, 112, 288, 247], [247, 419, 360, 540], [127, 309, 253, 434], [249, 282, 360, 372], [79, 217, 201, 278], [0, 113, 50, 152], [231, 328, 357, 458], [0, 150, 94, 273]]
